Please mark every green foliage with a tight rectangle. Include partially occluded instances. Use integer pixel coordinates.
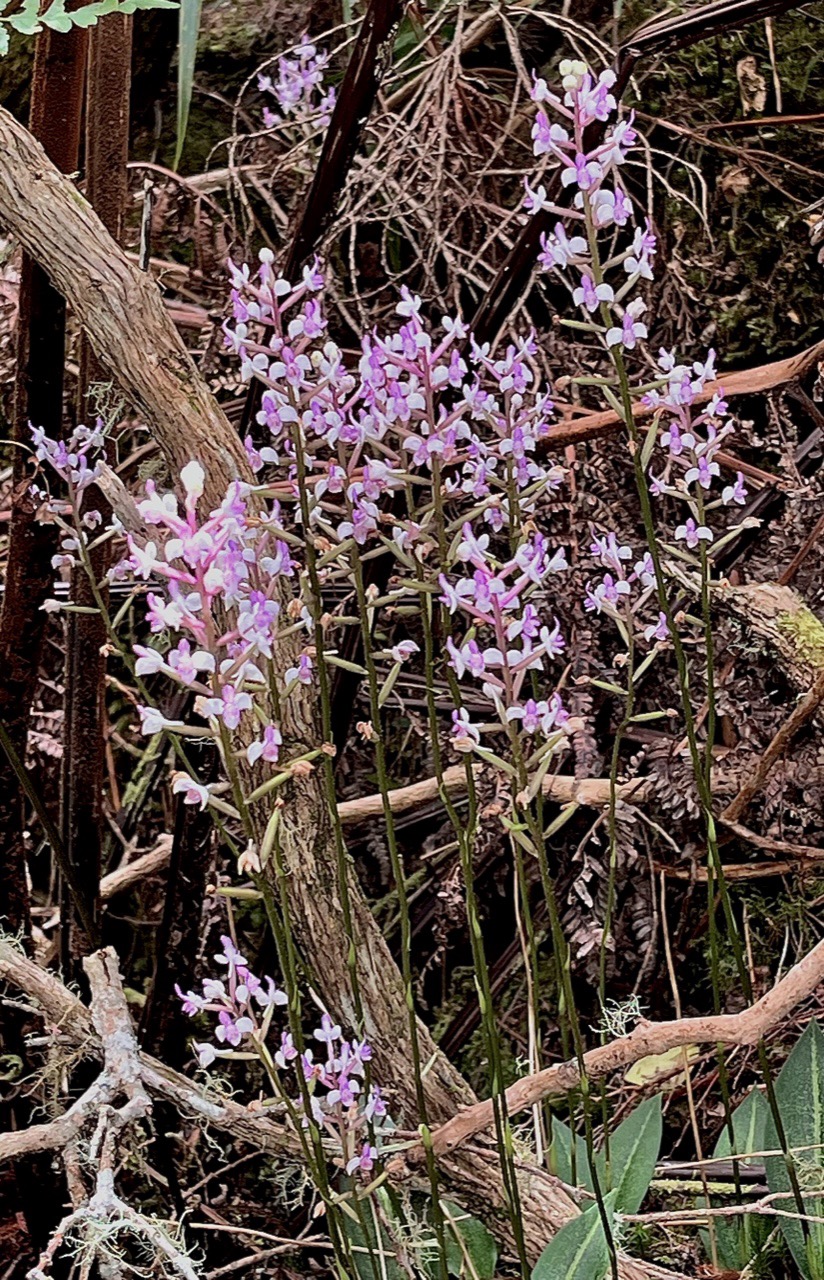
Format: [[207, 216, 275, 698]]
[[439, 1202, 498, 1280], [549, 1115, 591, 1191], [541, 1098, 662, 1280], [174, 0, 202, 169], [343, 1194, 407, 1280], [701, 1087, 770, 1270], [764, 1020, 824, 1280], [531, 1191, 617, 1280], [0, 0, 176, 55], [549, 1096, 663, 1214], [600, 1096, 663, 1215]]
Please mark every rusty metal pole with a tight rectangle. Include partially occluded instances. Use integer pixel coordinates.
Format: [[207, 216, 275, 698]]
[[61, 10, 133, 973], [0, 28, 88, 942]]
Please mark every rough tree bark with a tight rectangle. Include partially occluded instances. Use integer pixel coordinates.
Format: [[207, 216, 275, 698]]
[[0, 106, 663, 1275]]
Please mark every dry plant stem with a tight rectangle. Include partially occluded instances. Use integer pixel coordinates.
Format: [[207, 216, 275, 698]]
[[418, 932, 824, 1159], [62, 10, 133, 974], [718, 822, 824, 862]]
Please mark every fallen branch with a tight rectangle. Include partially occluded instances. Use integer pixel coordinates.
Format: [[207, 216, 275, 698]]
[[542, 336, 824, 454], [100, 834, 173, 901], [718, 821, 824, 863], [99, 775, 653, 901], [0, 941, 299, 1169], [339, 766, 650, 822], [415, 932, 824, 1161], [659, 859, 797, 881]]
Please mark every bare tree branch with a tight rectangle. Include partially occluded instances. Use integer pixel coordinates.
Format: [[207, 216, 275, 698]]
[[410, 933, 824, 1161]]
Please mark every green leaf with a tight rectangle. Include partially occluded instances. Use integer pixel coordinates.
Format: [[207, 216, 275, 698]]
[[548, 1115, 592, 1192], [7, 0, 42, 35], [70, 1, 124, 29], [764, 1020, 824, 1280], [174, 0, 202, 169], [701, 1088, 770, 1271], [341, 1185, 405, 1280], [441, 1201, 498, 1279], [0, 24, 9, 55], [120, 0, 178, 9], [531, 1192, 616, 1280], [41, 0, 73, 34], [597, 1094, 662, 1214]]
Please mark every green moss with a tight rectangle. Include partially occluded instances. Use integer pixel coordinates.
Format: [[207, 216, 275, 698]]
[[197, 0, 273, 60], [777, 607, 824, 669]]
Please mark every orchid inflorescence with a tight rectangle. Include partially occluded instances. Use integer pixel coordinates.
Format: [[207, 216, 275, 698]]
[[258, 36, 336, 132], [222, 243, 581, 756], [524, 58, 750, 644], [28, 56, 757, 1192], [29, 55, 756, 833], [176, 935, 386, 1177]]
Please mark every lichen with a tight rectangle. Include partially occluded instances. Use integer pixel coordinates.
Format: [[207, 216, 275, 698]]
[[777, 606, 824, 669]]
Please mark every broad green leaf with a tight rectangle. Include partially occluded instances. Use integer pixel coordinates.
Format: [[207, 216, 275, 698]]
[[71, 2, 125, 29], [701, 1088, 770, 1271], [764, 1020, 824, 1280], [0, 25, 9, 54], [341, 1183, 406, 1280], [441, 1201, 498, 1280], [596, 1094, 662, 1214], [549, 1115, 592, 1192], [174, 0, 202, 169], [531, 1191, 617, 1280], [7, 0, 42, 35]]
